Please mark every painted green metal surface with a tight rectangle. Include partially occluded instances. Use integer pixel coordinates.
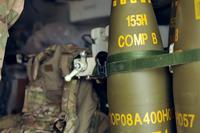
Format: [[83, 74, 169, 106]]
[[173, 0, 200, 132], [108, 0, 176, 133]]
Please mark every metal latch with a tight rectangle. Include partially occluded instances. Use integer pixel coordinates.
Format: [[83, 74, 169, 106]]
[[64, 51, 87, 82]]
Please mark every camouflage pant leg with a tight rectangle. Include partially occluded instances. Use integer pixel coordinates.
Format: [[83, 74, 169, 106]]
[[63, 113, 79, 133]]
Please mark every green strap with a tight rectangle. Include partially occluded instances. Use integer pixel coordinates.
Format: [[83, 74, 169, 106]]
[[107, 48, 200, 75], [108, 51, 166, 63]]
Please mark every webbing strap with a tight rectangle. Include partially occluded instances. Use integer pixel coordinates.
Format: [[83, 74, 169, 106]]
[[108, 51, 166, 63], [107, 48, 200, 75]]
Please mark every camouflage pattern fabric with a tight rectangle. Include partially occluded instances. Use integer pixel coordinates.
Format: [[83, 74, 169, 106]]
[[24, 45, 82, 133], [62, 80, 79, 133], [0, 0, 24, 80], [0, 45, 83, 133], [0, 45, 109, 133]]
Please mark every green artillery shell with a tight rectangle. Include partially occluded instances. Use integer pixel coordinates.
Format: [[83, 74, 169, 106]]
[[173, 0, 200, 132], [108, 0, 176, 133]]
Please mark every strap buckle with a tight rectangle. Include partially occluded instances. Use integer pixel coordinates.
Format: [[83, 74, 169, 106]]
[[96, 52, 108, 78]]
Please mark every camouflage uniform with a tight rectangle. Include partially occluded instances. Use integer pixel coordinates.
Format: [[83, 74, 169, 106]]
[[0, 44, 106, 133], [22, 44, 83, 133], [0, 45, 108, 133], [0, 0, 24, 80], [0, 45, 80, 133]]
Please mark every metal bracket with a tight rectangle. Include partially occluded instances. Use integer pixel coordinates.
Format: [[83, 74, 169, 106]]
[[65, 26, 109, 81], [64, 51, 87, 82]]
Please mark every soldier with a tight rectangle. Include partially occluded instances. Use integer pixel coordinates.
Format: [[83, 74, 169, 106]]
[[0, 0, 24, 80], [0, 44, 109, 133]]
